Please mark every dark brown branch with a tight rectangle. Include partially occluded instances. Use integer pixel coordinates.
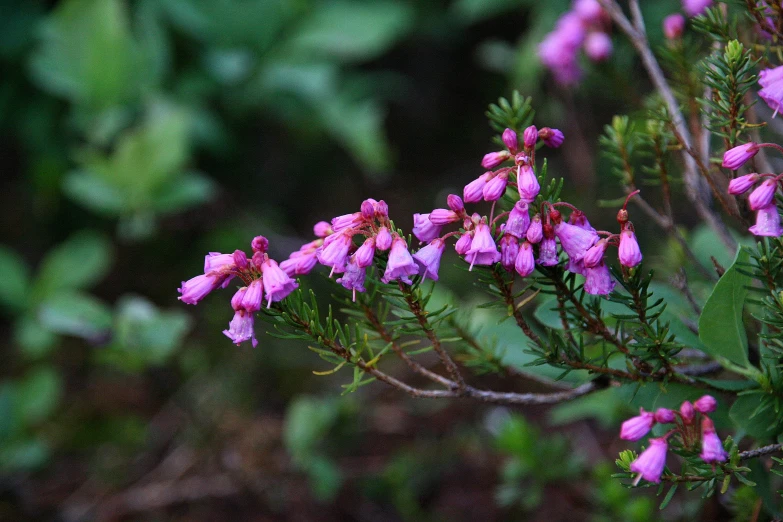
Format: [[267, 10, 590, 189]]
[[493, 271, 542, 345]]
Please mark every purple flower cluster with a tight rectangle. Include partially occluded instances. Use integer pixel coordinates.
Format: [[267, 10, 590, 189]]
[[621, 395, 726, 485], [538, 0, 612, 86], [178, 237, 299, 347], [723, 142, 783, 237], [414, 127, 643, 295]]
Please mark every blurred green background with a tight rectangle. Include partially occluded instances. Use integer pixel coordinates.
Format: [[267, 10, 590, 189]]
[[0, 0, 724, 520]]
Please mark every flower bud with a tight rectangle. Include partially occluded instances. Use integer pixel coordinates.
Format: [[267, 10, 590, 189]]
[[376, 226, 392, 251], [523, 125, 538, 149], [748, 179, 778, 210], [447, 194, 464, 212], [454, 233, 472, 255], [680, 401, 695, 424], [526, 214, 543, 244], [663, 13, 685, 40], [584, 32, 612, 62], [654, 408, 676, 424], [481, 150, 511, 169], [251, 236, 269, 253], [464, 173, 491, 203], [233, 250, 249, 270], [375, 200, 389, 218], [517, 165, 541, 202], [515, 241, 535, 277], [502, 128, 518, 153], [728, 173, 759, 195], [361, 199, 376, 219], [314, 221, 333, 237], [539, 127, 564, 148], [618, 228, 642, 267], [722, 142, 758, 170], [693, 395, 717, 414]]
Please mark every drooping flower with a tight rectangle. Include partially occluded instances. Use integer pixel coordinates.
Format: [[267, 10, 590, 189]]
[[630, 438, 668, 484], [317, 231, 352, 273], [499, 234, 519, 272], [280, 243, 319, 276], [223, 311, 258, 348], [382, 237, 420, 284], [178, 274, 223, 305], [537, 236, 559, 266], [568, 209, 595, 231], [749, 204, 783, 237], [313, 221, 333, 237], [465, 222, 501, 269], [699, 417, 728, 463], [584, 32, 612, 61], [413, 238, 446, 281], [376, 226, 393, 251], [554, 221, 599, 262], [663, 13, 685, 40], [447, 194, 464, 213], [240, 279, 264, 313], [748, 179, 778, 210], [539, 127, 565, 148], [618, 228, 643, 267], [412, 213, 443, 243], [682, 0, 712, 17], [620, 408, 655, 441], [728, 173, 759, 195], [233, 250, 249, 270], [584, 262, 615, 295], [464, 173, 491, 203], [504, 201, 531, 238], [526, 214, 544, 244], [336, 257, 366, 301], [515, 241, 536, 277], [722, 142, 759, 169], [518, 165, 541, 203], [693, 395, 717, 414], [260, 259, 299, 307], [759, 66, 783, 116]]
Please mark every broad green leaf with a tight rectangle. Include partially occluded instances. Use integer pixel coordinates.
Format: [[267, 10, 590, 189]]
[[152, 171, 216, 214], [29, 0, 147, 108], [0, 245, 29, 311], [38, 292, 113, 342], [62, 171, 127, 215], [698, 247, 751, 367], [283, 396, 340, 460], [14, 366, 62, 424], [729, 393, 783, 439], [288, 2, 413, 62], [14, 315, 58, 359], [33, 231, 112, 297]]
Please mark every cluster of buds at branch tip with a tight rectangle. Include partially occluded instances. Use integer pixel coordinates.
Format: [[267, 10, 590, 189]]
[[723, 142, 783, 237], [622, 395, 726, 485]]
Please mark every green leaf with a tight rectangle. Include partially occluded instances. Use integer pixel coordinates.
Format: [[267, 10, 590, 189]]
[[14, 315, 59, 359], [698, 247, 752, 367], [283, 396, 340, 461], [0, 245, 29, 311], [29, 0, 148, 108], [37, 291, 112, 342], [33, 231, 112, 298], [729, 394, 783, 439], [62, 171, 126, 215], [14, 366, 62, 424], [288, 1, 413, 62], [152, 171, 216, 214]]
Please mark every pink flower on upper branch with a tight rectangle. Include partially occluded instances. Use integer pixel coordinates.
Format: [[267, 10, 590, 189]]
[[464, 173, 491, 203], [722, 142, 759, 170], [539, 127, 565, 148], [630, 438, 668, 484], [654, 408, 676, 424], [412, 213, 443, 243], [523, 126, 538, 149], [517, 165, 541, 203], [503, 201, 531, 238], [584, 32, 612, 62], [260, 259, 299, 307], [682, 0, 712, 17], [759, 65, 783, 116], [502, 128, 518, 153], [336, 257, 366, 301], [526, 214, 543, 244], [178, 274, 223, 305], [693, 395, 717, 414], [465, 222, 501, 270], [376, 226, 392, 251], [515, 241, 536, 277], [663, 14, 686, 40], [481, 151, 511, 169]]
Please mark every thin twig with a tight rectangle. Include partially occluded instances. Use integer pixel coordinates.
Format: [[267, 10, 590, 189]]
[[399, 282, 467, 392], [740, 443, 783, 460], [599, 0, 737, 252]]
